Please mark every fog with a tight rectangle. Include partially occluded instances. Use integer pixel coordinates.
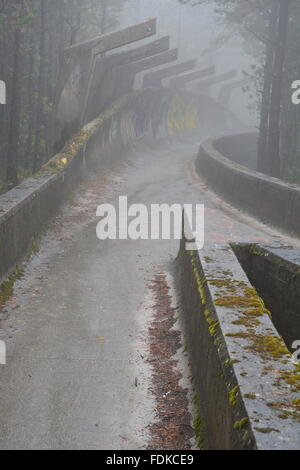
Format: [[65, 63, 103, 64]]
[[119, 0, 257, 127], [1, 0, 300, 451]]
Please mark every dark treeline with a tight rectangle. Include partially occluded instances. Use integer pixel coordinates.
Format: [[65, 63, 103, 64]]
[[2, 0, 300, 192], [0, 0, 126, 192]]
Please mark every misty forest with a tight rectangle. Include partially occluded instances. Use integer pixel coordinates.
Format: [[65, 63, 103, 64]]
[[1, 0, 300, 189], [0, 0, 300, 453]]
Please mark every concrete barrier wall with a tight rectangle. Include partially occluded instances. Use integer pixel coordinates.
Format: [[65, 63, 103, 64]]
[[196, 134, 300, 237], [177, 233, 300, 450], [0, 146, 87, 283], [233, 243, 300, 351], [0, 88, 225, 283], [214, 132, 258, 170]]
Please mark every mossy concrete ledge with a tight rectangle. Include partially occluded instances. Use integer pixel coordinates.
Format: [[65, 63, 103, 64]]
[[196, 133, 300, 237], [177, 236, 300, 449], [0, 92, 134, 283]]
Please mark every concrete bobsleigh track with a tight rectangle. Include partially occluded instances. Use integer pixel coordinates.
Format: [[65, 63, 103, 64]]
[[0, 20, 299, 450]]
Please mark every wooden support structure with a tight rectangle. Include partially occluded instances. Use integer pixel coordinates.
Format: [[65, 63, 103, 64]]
[[83, 36, 170, 123], [142, 59, 196, 88], [197, 70, 238, 94], [113, 49, 179, 100], [123, 48, 178, 76], [105, 36, 170, 67], [51, 19, 157, 153], [169, 65, 215, 89]]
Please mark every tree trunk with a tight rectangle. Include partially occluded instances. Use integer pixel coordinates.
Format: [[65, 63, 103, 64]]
[[101, 1, 108, 34], [70, 0, 82, 45], [267, 0, 290, 177], [25, 37, 35, 167], [257, 0, 279, 174], [6, 24, 22, 186], [33, 0, 47, 172]]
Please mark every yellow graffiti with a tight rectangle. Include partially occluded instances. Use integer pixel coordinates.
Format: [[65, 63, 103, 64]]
[[167, 95, 199, 135]]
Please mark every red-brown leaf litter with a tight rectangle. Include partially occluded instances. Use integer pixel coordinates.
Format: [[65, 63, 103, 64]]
[[146, 272, 194, 450]]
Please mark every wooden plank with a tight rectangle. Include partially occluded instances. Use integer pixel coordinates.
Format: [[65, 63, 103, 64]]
[[197, 70, 238, 92], [113, 49, 178, 99], [124, 48, 178, 75], [105, 36, 170, 66], [142, 59, 196, 87], [169, 65, 215, 89], [64, 18, 156, 56]]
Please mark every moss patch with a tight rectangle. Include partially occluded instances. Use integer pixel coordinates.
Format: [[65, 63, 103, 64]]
[[267, 400, 300, 422], [193, 394, 205, 450], [234, 417, 249, 430], [244, 393, 257, 400], [232, 317, 260, 327], [254, 427, 279, 434], [224, 359, 240, 367], [229, 385, 240, 407], [37, 93, 133, 178], [225, 332, 289, 361], [247, 335, 289, 360], [277, 364, 300, 393], [190, 252, 207, 306], [214, 288, 268, 314], [0, 266, 24, 306], [203, 308, 219, 337], [212, 277, 270, 329]]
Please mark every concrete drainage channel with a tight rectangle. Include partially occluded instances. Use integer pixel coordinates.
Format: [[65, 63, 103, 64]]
[[233, 244, 300, 351], [176, 230, 300, 450]]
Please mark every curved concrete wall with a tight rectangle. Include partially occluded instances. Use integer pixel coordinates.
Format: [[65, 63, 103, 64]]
[[196, 133, 300, 237], [0, 88, 231, 283], [214, 132, 258, 170]]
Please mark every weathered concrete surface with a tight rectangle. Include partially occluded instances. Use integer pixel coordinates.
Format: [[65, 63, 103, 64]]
[[177, 239, 300, 450], [197, 133, 300, 237], [0, 139, 298, 450], [0, 93, 129, 284], [1, 87, 240, 289], [0, 151, 84, 284], [214, 132, 258, 170]]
